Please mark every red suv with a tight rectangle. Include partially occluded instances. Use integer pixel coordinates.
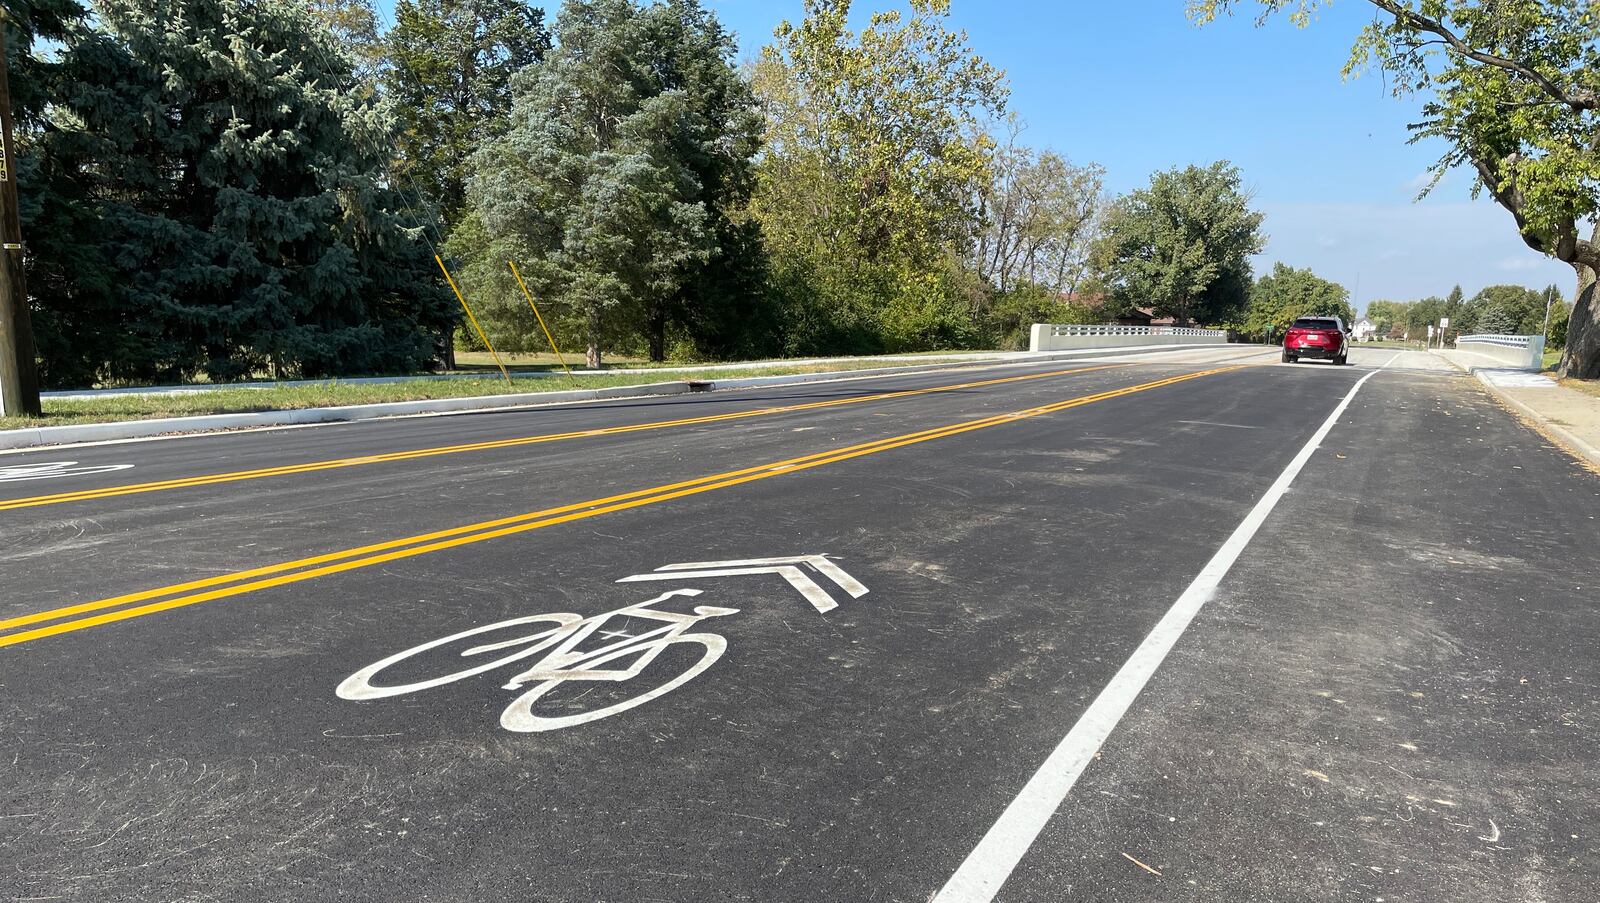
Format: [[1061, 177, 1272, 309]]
[[1282, 316, 1349, 365]]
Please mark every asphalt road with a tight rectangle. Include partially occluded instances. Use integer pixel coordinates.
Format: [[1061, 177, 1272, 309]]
[[1, 345, 1595, 902]]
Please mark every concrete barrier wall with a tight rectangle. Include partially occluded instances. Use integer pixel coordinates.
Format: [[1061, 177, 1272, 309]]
[[1455, 334, 1545, 370], [1029, 324, 1227, 353]]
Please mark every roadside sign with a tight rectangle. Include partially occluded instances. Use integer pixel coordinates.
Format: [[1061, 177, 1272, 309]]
[[1427, 324, 1434, 336], [1440, 317, 1450, 328]]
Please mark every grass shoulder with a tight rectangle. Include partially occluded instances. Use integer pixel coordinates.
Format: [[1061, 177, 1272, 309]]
[[0, 357, 979, 432]]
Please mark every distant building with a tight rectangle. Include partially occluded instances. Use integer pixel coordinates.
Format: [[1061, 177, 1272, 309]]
[[1113, 307, 1155, 327], [1109, 306, 1191, 328], [1059, 294, 1196, 329], [1352, 317, 1379, 342]]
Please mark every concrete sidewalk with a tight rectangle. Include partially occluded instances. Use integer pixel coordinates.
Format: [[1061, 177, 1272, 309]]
[[1432, 348, 1600, 470]]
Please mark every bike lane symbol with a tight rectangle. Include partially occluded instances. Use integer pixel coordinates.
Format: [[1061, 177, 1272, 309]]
[[336, 555, 869, 733]]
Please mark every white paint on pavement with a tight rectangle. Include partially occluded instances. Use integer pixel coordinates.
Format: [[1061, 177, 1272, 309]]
[[1477, 369, 1556, 389], [339, 555, 872, 732], [338, 589, 738, 733], [0, 461, 134, 483], [932, 367, 1384, 902], [618, 555, 869, 614]]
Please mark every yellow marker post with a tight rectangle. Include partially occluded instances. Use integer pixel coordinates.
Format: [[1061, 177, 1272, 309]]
[[435, 254, 511, 387], [508, 259, 576, 386]]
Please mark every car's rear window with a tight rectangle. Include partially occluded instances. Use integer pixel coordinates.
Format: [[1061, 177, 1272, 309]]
[[1292, 318, 1339, 330]]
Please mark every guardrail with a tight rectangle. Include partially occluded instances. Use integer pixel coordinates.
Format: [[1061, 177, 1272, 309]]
[[1455, 333, 1545, 371], [1030, 323, 1226, 352]]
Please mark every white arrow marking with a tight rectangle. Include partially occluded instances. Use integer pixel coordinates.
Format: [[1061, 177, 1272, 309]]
[[0, 461, 135, 483], [616, 555, 868, 614], [650, 556, 869, 598]]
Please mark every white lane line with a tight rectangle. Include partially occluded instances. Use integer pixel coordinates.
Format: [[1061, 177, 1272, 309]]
[[932, 367, 1383, 902]]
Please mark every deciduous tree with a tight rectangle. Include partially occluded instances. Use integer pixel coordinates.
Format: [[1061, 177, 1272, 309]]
[[1243, 263, 1353, 339], [1093, 161, 1265, 326], [307, 0, 385, 82], [1365, 298, 1411, 334], [974, 115, 1106, 298], [749, 0, 1006, 351], [1190, 0, 1600, 378], [387, 0, 550, 227], [1461, 284, 1545, 336]]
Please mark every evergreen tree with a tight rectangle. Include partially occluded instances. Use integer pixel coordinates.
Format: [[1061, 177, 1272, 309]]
[[7, 0, 95, 387], [3, 1, 85, 127], [27, 0, 452, 385], [469, 0, 760, 366], [1442, 284, 1466, 337], [1473, 303, 1517, 337], [618, 0, 762, 361]]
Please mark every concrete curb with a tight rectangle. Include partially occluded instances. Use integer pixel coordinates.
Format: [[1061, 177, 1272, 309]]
[[1430, 350, 1600, 470], [0, 381, 695, 450], [0, 342, 1243, 451], [1470, 371, 1600, 471], [37, 350, 1072, 400]]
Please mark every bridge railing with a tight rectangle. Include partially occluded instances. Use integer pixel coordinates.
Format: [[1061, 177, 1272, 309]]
[[1030, 323, 1227, 352], [1455, 333, 1545, 370]]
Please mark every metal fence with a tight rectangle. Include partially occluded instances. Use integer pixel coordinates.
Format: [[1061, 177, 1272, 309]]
[[1046, 324, 1226, 338], [1029, 323, 1228, 352]]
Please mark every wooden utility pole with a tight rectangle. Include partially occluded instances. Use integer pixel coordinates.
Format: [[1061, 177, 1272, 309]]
[[0, 9, 40, 417]]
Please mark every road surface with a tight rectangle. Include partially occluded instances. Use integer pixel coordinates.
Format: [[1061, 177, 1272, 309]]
[[2, 345, 1595, 902]]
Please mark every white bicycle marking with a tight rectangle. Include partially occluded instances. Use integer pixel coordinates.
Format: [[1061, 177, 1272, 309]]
[[338, 590, 737, 733], [338, 555, 871, 733], [0, 461, 135, 483]]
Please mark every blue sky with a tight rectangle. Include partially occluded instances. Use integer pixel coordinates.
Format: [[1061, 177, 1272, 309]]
[[376, 0, 1576, 309]]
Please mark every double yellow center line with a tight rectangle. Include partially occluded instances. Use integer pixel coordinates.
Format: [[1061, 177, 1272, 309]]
[[0, 366, 1242, 649], [0, 364, 1123, 513]]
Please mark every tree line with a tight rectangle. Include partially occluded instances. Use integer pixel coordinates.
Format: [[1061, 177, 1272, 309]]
[[6, 0, 1103, 385], [8, 0, 1589, 389], [12, 0, 1287, 386], [1366, 284, 1570, 347], [1192, 0, 1598, 379]]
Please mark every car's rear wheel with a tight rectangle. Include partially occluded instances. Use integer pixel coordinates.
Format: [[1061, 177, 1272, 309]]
[[1282, 351, 1296, 363]]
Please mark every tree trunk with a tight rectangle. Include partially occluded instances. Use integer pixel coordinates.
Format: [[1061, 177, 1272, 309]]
[[648, 306, 666, 363], [439, 325, 457, 372], [1558, 261, 1598, 380], [585, 307, 602, 370]]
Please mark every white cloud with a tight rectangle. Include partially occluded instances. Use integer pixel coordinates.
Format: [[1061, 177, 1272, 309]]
[[1498, 256, 1548, 272], [1254, 199, 1573, 301]]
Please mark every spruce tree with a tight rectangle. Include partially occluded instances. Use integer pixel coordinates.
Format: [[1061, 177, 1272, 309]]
[[28, 0, 452, 384], [468, 0, 760, 366], [9, 0, 120, 388]]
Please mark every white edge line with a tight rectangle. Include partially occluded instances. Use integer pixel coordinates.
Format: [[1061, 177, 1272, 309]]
[[931, 365, 1384, 902]]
